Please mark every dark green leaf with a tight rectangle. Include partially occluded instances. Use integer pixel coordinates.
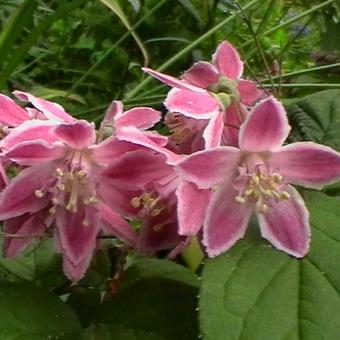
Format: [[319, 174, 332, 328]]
[[199, 191, 340, 340], [94, 259, 199, 340], [286, 89, 340, 150], [81, 324, 169, 340], [0, 282, 81, 339]]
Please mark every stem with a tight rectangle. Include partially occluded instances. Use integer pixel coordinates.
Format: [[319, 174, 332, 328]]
[[264, 63, 340, 81], [234, 1, 277, 96]]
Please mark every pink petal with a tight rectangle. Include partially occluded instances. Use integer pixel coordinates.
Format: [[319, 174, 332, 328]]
[[165, 88, 220, 119], [181, 61, 219, 88], [0, 165, 54, 220], [239, 96, 291, 152], [0, 94, 30, 126], [143, 131, 168, 146], [137, 208, 181, 253], [212, 41, 244, 79], [13, 91, 75, 123], [0, 120, 58, 150], [270, 142, 340, 189], [54, 120, 96, 149], [63, 253, 93, 282], [98, 180, 140, 216], [176, 181, 211, 235], [3, 214, 46, 257], [102, 149, 174, 190], [56, 205, 100, 267], [142, 67, 203, 92], [203, 184, 253, 257], [257, 186, 310, 257], [116, 126, 182, 165], [238, 79, 265, 106], [13, 91, 74, 123], [115, 107, 161, 130], [0, 160, 8, 191], [176, 147, 241, 189], [90, 137, 140, 165], [99, 203, 137, 247], [203, 111, 224, 148], [102, 100, 123, 123], [5, 141, 66, 166]]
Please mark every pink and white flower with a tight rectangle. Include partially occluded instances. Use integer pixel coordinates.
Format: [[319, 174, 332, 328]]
[[144, 41, 265, 149], [177, 96, 340, 258], [0, 101, 163, 281]]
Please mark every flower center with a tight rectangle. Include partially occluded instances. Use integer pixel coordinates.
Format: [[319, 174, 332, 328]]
[[208, 76, 239, 110], [34, 153, 98, 215], [131, 191, 166, 218], [166, 114, 191, 144], [234, 168, 290, 214]]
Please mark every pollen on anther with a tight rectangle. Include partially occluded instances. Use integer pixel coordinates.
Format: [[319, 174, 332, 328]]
[[82, 219, 90, 226], [34, 189, 44, 198], [131, 197, 141, 208], [280, 191, 290, 200], [55, 168, 64, 176], [49, 206, 56, 214], [235, 196, 245, 204], [57, 183, 66, 191]]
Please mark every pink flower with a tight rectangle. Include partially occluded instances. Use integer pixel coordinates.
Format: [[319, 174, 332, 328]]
[[98, 147, 185, 254], [0, 102, 163, 281], [144, 41, 264, 148], [177, 96, 340, 258]]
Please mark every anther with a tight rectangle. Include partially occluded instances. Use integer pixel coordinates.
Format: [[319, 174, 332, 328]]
[[273, 174, 283, 183], [82, 219, 90, 227], [151, 209, 162, 216], [89, 197, 98, 204], [235, 196, 246, 204], [51, 198, 59, 205], [280, 191, 290, 200], [34, 189, 44, 198], [77, 170, 87, 178], [57, 183, 65, 191], [245, 188, 253, 196], [55, 168, 64, 176], [131, 197, 141, 208], [49, 206, 56, 214]]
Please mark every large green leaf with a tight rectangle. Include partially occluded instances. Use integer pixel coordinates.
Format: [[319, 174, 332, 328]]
[[94, 259, 199, 340], [199, 191, 340, 340], [81, 324, 169, 340], [0, 282, 81, 339], [286, 90, 340, 150]]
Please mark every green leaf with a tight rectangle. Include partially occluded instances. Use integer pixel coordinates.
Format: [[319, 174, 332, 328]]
[[67, 287, 101, 328], [286, 89, 340, 150], [94, 259, 199, 340], [0, 282, 81, 339], [81, 324, 169, 340], [199, 191, 340, 340]]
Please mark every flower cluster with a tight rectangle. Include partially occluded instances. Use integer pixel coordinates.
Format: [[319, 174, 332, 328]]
[[1, 41, 340, 281]]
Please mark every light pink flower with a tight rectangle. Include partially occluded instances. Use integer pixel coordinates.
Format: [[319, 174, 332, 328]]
[[0, 102, 163, 280], [144, 41, 265, 148], [177, 96, 340, 258]]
